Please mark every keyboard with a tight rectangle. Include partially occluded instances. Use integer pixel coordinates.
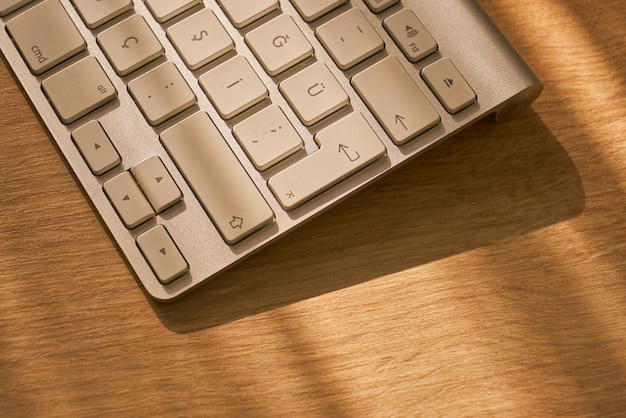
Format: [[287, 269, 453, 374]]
[[0, 0, 542, 301]]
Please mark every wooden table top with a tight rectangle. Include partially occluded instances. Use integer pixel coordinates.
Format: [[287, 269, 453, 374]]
[[1, 0, 625, 415]]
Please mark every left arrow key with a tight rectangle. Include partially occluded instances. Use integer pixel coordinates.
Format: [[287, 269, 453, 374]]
[[103, 172, 154, 229]]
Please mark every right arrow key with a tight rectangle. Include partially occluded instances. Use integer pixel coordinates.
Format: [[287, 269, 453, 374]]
[[421, 57, 477, 114]]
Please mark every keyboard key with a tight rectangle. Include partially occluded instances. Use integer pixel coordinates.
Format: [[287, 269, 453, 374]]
[[217, 0, 279, 28], [289, 0, 347, 22], [199, 56, 268, 120], [128, 62, 196, 126], [352, 56, 440, 145], [0, 0, 33, 16], [161, 112, 274, 244], [143, 0, 201, 23], [233, 105, 303, 170], [97, 15, 164, 76], [131, 156, 182, 213], [422, 58, 477, 114], [103, 171, 154, 229], [136, 225, 188, 285], [268, 112, 386, 210], [72, 121, 121, 175], [167, 8, 234, 71], [71, 0, 133, 29], [363, 0, 399, 13], [384, 9, 437, 63], [316, 9, 384, 70], [42, 57, 117, 124], [280, 62, 349, 126], [6, 0, 86, 75], [246, 14, 314, 76]]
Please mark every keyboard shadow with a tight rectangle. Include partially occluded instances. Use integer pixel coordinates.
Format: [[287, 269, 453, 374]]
[[151, 109, 585, 332]]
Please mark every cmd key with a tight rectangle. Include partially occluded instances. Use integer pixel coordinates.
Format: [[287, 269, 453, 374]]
[[6, 0, 86, 75]]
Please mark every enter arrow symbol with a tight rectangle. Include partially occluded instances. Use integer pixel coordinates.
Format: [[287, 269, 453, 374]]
[[338, 144, 360, 162], [395, 115, 407, 130]]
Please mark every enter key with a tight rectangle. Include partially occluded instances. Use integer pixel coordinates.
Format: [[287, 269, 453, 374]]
[[268, 112, 386, 210]]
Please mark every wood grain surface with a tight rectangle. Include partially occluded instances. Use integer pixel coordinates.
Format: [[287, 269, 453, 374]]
[[1, 0, 626, 416]]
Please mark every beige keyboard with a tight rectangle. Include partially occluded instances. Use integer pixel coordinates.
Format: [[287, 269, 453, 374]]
[[0, 0, 542, 301]]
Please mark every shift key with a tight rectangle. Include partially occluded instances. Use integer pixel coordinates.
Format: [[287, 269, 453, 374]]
[[161, 112, 274, 244]]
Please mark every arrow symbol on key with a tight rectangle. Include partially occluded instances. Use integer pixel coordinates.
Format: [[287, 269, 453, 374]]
[[395, 115, 408, 130], [159, 248, 166, 255], [229, 216, 244, 229], [338, 144, 360, 162]]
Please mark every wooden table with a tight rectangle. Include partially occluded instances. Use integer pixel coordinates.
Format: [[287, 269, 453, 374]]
[[1, 0, 625, 415]]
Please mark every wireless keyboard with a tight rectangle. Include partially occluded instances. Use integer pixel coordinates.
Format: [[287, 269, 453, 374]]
[[0, 0, 542, 301]]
